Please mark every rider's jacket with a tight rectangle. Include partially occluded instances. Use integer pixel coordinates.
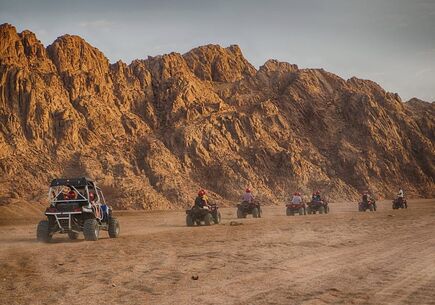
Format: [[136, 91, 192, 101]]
[[194, 196, 208, 208]]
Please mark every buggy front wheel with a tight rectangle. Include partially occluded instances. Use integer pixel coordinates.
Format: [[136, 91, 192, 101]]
[[108, 217, 120, 238], [68, 231, 79, 240]]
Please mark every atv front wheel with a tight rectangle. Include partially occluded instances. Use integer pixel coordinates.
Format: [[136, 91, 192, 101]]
[[319, 206, 325, 214], [286, 208, 292, 216], [252, 208, 259, 218], [369, 205, 374, 212], [83, 219, 100, 241], [237, 208, 244, 219], [36, 220, 52, 243], [108, 217, 120, 238], [68, 231, 79, 240]]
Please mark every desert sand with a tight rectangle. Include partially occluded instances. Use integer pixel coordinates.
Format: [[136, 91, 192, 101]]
[[1, 199, 434, 305]]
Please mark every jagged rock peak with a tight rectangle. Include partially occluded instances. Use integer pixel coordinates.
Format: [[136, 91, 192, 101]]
[[183, 44, 256, 82]]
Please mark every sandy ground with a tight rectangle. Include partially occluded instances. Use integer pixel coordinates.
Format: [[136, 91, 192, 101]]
[[0, 199, 434, 305]]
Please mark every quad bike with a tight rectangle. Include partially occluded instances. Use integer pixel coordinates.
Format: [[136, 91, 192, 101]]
[[286, 202, 306, 216], [392, 198, 408, 209], [186, 203, 221, 226], [236, 201, 262, 218], [358, 199, 377, 212], [37, 177, 120, 242], [306, 199, 330, 215]]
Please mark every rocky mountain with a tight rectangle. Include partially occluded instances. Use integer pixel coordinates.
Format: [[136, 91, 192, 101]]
[[0, 23, 433, 210]]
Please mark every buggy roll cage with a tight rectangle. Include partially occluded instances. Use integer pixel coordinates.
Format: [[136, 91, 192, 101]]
[[48, 177, 107, 207]]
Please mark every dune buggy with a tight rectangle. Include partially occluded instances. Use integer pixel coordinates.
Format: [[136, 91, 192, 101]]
[[186, 203, 221, 226], [307, 199, 330, 214], [236, 201, 262, 218], [36, 177, 120, 242], [286, 202, 306, 216]]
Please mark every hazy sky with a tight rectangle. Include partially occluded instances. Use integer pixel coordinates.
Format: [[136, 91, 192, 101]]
[[1, 0, 434, 101]]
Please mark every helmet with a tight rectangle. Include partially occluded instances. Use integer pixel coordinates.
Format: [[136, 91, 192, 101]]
[[315, 190, 320, 195], [198, 189, 206, 197], [294, 192, 298, 196], [245, 188, 251, 193]]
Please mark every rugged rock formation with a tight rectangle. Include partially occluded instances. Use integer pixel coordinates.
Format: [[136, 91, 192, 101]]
[[0, 23, 433, 210]]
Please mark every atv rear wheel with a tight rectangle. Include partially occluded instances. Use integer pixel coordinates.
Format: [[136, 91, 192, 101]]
[[83, 219, 100, 241], [186, 214, 194, 226], [108, 217, 120, 238], [68, 231, 79, 240], [286, 208, 292, 216], [204, 213, 213, 226], [37, 220, 52, 243], [252, 208, 259, 218], [319, 206, 325, 214]]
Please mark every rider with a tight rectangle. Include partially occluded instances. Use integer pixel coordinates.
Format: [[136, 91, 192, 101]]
[[362, 191, 369, 204], [291, 192, 302, 205], [194, 189, 209, 208], [242, 188, 254, 203], [313, 190, 322, 202], [397, 188, 404, 204]]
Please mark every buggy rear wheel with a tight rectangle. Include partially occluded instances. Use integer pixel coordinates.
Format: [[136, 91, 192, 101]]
[[68, 231, 79, 240], [108, 217, 120, 238], [83, 219, 100, 241], [252, 208, 259, 218], [37, 220, 52, 243]]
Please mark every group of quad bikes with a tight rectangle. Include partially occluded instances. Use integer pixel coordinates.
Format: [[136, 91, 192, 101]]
[[286, 199, 330, 216], [357, 194, 408, 212]]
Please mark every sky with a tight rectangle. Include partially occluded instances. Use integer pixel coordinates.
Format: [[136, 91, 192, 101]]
[[1, 0, 434, 101]]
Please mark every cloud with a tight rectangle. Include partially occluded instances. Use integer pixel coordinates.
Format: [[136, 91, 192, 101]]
[[79, 20, 112, 28]]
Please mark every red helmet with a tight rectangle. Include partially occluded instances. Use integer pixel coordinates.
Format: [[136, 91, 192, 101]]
[[198, 189, 206, 197], [245, 188, 251, 193], [294, 192, 298, 196], [315, 190, 320, 195]]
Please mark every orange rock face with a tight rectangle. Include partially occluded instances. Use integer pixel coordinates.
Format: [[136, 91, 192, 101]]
[[0, 23, 433, 209]]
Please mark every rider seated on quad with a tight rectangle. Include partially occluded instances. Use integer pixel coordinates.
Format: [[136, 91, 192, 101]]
[[242, 188, 254, 203], [397, 188, 404, 204], [362, 191, 370, 204], [291, 192, 302, 205], [194, 189, 209, 209], [312, 191, 322, 202]]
